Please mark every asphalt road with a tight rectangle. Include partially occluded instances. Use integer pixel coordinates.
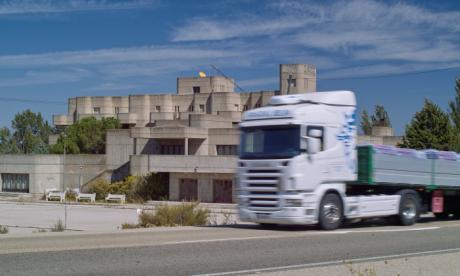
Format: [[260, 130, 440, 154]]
[[1, 219, 460, 276]]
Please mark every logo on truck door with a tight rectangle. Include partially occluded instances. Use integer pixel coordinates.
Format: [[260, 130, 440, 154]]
[[336, 109, 356, 172]]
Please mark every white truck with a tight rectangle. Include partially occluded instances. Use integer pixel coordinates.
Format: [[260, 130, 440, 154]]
[[237, 90, 460, 230]]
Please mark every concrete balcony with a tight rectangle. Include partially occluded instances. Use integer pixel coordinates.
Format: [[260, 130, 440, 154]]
[[53, 115, 73, 126], [117, 113, 138, 125], [130, 155, 237, 175], [150, 112, 175, 121], [78, 113, 116, 120], [131, 127, 208, 139], [216, 111, 242, 122]]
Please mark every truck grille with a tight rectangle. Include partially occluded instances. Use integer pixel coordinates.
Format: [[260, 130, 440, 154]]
[[244, 169, 281, 211]]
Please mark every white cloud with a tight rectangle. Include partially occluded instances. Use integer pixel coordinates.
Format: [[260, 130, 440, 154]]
[[0, 45, 245, 68], [172, 0, 460, 69], [0, 68, 89, 87], [0, 0, 157, 15]]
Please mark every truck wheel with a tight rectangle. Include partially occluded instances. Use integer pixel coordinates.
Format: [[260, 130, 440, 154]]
[[396, 189, 420, 226], [318, 193, 343, 230]]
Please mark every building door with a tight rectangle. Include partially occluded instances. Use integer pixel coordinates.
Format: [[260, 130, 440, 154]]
[[213, 179, 233, 203], [179, 178, 198, 201]]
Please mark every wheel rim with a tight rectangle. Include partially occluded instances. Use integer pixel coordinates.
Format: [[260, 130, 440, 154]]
[[402, 199, 416, 220], [323, 203, 340, 223]]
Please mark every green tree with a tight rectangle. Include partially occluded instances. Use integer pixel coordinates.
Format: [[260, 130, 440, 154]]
[[10, 110, 51, 154], [448, 77, 460, 151], [400, 100, 453, 150], [0, 127, 19, 154], [449, 77, 460, 129], [360, 110, 372, 135], [51, 117, 121, 154], [371, 105, 391, 127], [360, 105, 392, 135]]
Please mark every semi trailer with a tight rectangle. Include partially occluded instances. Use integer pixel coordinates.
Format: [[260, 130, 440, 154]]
[[236, 90, 460, 230]]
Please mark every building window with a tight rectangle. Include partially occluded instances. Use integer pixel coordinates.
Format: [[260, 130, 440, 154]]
[[255, 103, 261, 108], [93, 107, 101, 114], [217, 145, 238, 155], [2, 173, 29, 193], [234, 104, 239, 111], [114, 107, 120, 114], [193, 86, 201, 94], [189, 105, 194, 112], [160, 144, 184, 155], [213, 179, 233, 203], [288, 76, 297, 87], [199, 104, 205, 112], [175, 106, 180, 112], [156, 106, 161, 112], [243, 105, 248, 111], [179, 178, 198, 201]]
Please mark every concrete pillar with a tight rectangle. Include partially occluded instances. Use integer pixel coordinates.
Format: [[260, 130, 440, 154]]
[[184, 138, 189, 155]]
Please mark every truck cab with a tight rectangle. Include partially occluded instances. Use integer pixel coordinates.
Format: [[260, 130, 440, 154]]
[[237, 91, 404, 230]]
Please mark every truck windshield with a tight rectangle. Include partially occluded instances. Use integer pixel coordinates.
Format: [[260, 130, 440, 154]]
[[240, 125, 300, 159]]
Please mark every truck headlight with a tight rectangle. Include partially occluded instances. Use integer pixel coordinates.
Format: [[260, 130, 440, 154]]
[[285, 198, 303, 207]]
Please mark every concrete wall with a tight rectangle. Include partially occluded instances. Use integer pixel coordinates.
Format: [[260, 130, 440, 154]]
[[279, 64, 316, 94], [208, 128, 240, 156], [358, 135, 403, 146], [106, 129, 133, 170], [177, 76, 234, 95], [169, 172, 234, 202], [0, 154, 106, 195], [130, 155, 237, 175]]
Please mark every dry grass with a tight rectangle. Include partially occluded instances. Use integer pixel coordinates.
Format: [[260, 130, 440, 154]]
[[51, 218, 65, 232], [0, 225, 8, 234]]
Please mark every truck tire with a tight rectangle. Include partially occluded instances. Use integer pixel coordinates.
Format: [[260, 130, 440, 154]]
[[396, 189, 420, 226], [318, 193, 343, 230]]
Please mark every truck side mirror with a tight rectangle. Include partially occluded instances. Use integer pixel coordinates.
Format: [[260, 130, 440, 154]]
[[307, 137, 321, 154], [308, 128, 323, 138]]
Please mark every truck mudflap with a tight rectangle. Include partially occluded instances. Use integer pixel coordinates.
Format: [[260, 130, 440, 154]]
[[345, 195, 400, 219]]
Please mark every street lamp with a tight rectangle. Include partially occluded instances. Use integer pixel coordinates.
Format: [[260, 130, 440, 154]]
[[62, 133, 67, 191], [79, 165, 84, 192]]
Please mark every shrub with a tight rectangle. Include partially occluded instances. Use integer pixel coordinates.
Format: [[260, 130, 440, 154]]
[[83, 179, 110, 200], [139, 202, 210, 227], [51, 218, 65, 232], [0, 225, 8, 234], [133, 173, 168, 201], [82, 173, 169, 203], [121, 223, 140, 230], [65, 189, 77, 201]]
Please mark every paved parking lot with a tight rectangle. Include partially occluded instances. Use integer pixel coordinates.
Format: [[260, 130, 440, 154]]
[[0, 201, 240, 234], [0, 201, 139, 233]]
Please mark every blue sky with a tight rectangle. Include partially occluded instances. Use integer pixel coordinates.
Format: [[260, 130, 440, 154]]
[[1, 0, 460, 134]]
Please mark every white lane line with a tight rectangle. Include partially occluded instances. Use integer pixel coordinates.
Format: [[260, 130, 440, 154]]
[[343, 226, 440, 233], [194, 247, 460, 276]]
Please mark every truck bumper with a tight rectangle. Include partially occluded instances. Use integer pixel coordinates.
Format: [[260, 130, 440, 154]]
[[238, 207, 318, 225]]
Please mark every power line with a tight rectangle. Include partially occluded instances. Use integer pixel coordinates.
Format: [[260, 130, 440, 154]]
[[315, 65, 460, 81]]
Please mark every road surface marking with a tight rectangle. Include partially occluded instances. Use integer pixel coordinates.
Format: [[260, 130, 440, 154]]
[[194, 247, 460, 276], [343, 226, 440, 233]]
